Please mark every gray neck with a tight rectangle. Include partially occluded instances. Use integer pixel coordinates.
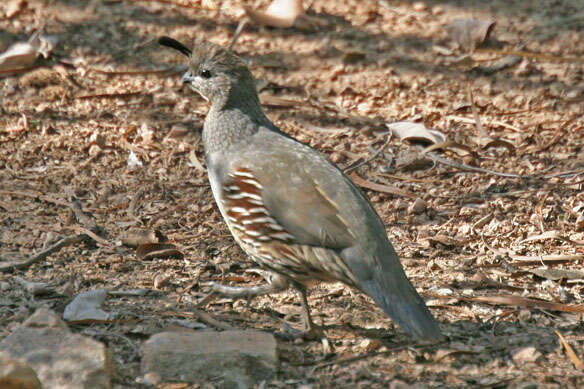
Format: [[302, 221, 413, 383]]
[[203, 84, 272, 155]]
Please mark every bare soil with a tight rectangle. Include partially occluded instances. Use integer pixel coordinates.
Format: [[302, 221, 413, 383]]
[[1, 0, 584, 387]]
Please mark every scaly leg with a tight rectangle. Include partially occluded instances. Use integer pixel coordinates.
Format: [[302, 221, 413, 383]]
[[209, 272, 323, 340], [293, 283, 323, 340]]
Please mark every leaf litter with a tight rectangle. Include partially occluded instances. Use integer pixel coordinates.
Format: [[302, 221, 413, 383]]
[[1, 0, 584, 387]]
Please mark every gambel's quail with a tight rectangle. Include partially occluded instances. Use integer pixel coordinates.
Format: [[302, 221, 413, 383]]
[[159, 36, 443, 341]]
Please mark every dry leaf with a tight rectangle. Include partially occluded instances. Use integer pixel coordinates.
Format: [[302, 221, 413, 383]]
[[386, 122, 446, 146], [0, 32, 56, 72], [4, 0, 26, 18], [444, 18, 495, 52], [471, 294, 584, 313], [244, 0, 304, 28], [136, 242, 183, 261]]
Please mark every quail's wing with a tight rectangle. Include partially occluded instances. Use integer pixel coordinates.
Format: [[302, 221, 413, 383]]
[[231, 131, 443, 340]]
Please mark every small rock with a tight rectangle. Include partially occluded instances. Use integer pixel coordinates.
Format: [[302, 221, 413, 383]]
[[63, 289, 112, 322], [575, 214, 584, 231], [0, 351, 42, 389], [461, 289, 474, 297], [15, 277, 53, 296], [23, 307, 68, 330], [412, 2, 427, 11], [0, 308, 112, 388], [511, 346, 542, 364], [431, 5, 444, 15], [408, 198, 426, 215], [359, 339, 382, 352], [141, 330, 277, 387], [153, 273, 170, 289], [389, 380, 411, 389], [395, 200, 409, 211]]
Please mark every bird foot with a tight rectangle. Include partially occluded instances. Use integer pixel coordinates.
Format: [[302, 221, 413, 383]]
[[276, 321, 324, 341]]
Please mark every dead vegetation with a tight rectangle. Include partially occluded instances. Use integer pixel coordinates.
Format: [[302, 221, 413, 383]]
[[1, 0, 584, 387]]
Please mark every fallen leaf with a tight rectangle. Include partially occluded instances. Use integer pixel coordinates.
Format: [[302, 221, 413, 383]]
[[444, 18, 495, 52], [0, 31, 56, 72], [136, 242, 183, 261], [386, 121, 446, 146], [244, 0, 304, 28]]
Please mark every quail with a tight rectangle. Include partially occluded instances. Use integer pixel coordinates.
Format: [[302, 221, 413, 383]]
[[159, 36, 443, 341]]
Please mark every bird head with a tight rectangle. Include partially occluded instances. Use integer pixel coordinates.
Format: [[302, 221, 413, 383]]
[[158, 37, 256, 106]]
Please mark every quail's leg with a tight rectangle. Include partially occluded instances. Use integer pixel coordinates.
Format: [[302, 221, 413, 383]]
[[289, 283, 324, 340]]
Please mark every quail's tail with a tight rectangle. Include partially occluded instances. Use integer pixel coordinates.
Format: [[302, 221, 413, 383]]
[[340, 245, 443, 341]]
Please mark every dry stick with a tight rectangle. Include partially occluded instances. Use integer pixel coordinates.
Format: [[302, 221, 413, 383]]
[[128, 187, 146, 221], [555, 330, 584, 370], [476, 48, 582, 64], [0, 234, 90, 272], [0, 189, 69, 207], [229, 19, 248, 50], [424, 151, 524, 178], [468, 85, 488, 138], [72, 226, 112, 247], [90, 67, 178, 76], [70, 199, 98, 231], [310, 343, 440, 371], [344, 133, 392, 173], [75, 92, 142, 100], [186, 308, 236, 331]]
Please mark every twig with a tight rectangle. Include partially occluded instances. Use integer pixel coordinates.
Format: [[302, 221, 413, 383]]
[[229, 20, 248, 50], [425, 151, 524, 178], [344, 133, 392, 173], [72, 226, 112, 247], [349, 173, 417, 198], [0, 190, 69, 207], [70, 199, 98, 232], [310, 342, 443, 371], [75, 92, 142, 100], [185, 308, 236, 331], [0, 234, 90, 272], [128, 187, 146, 221], [468, 85, 488, 138]]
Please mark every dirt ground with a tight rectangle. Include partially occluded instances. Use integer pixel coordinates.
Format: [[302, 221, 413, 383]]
[[2, 0, 584, 387]]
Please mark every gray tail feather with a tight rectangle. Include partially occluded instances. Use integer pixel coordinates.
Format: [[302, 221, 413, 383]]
[[360, 275, 443, 341], [341, 246, 443, 341]]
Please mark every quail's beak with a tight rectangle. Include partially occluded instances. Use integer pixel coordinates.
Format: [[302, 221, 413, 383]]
[[181, 71, 194, 85]]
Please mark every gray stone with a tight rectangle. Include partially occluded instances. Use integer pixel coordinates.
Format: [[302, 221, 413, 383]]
[[0, 351, 42, 389], [0, 308, 112, 389], [63, 289, 112, 322], [511, 346, 543, 364], [141, 330, 278, 388]]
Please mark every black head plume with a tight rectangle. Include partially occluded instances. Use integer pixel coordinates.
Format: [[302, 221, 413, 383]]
[[158, 36, 192, 57]]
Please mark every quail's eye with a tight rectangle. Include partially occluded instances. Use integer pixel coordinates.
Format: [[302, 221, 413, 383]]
[[200, 69, 212, 79]]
